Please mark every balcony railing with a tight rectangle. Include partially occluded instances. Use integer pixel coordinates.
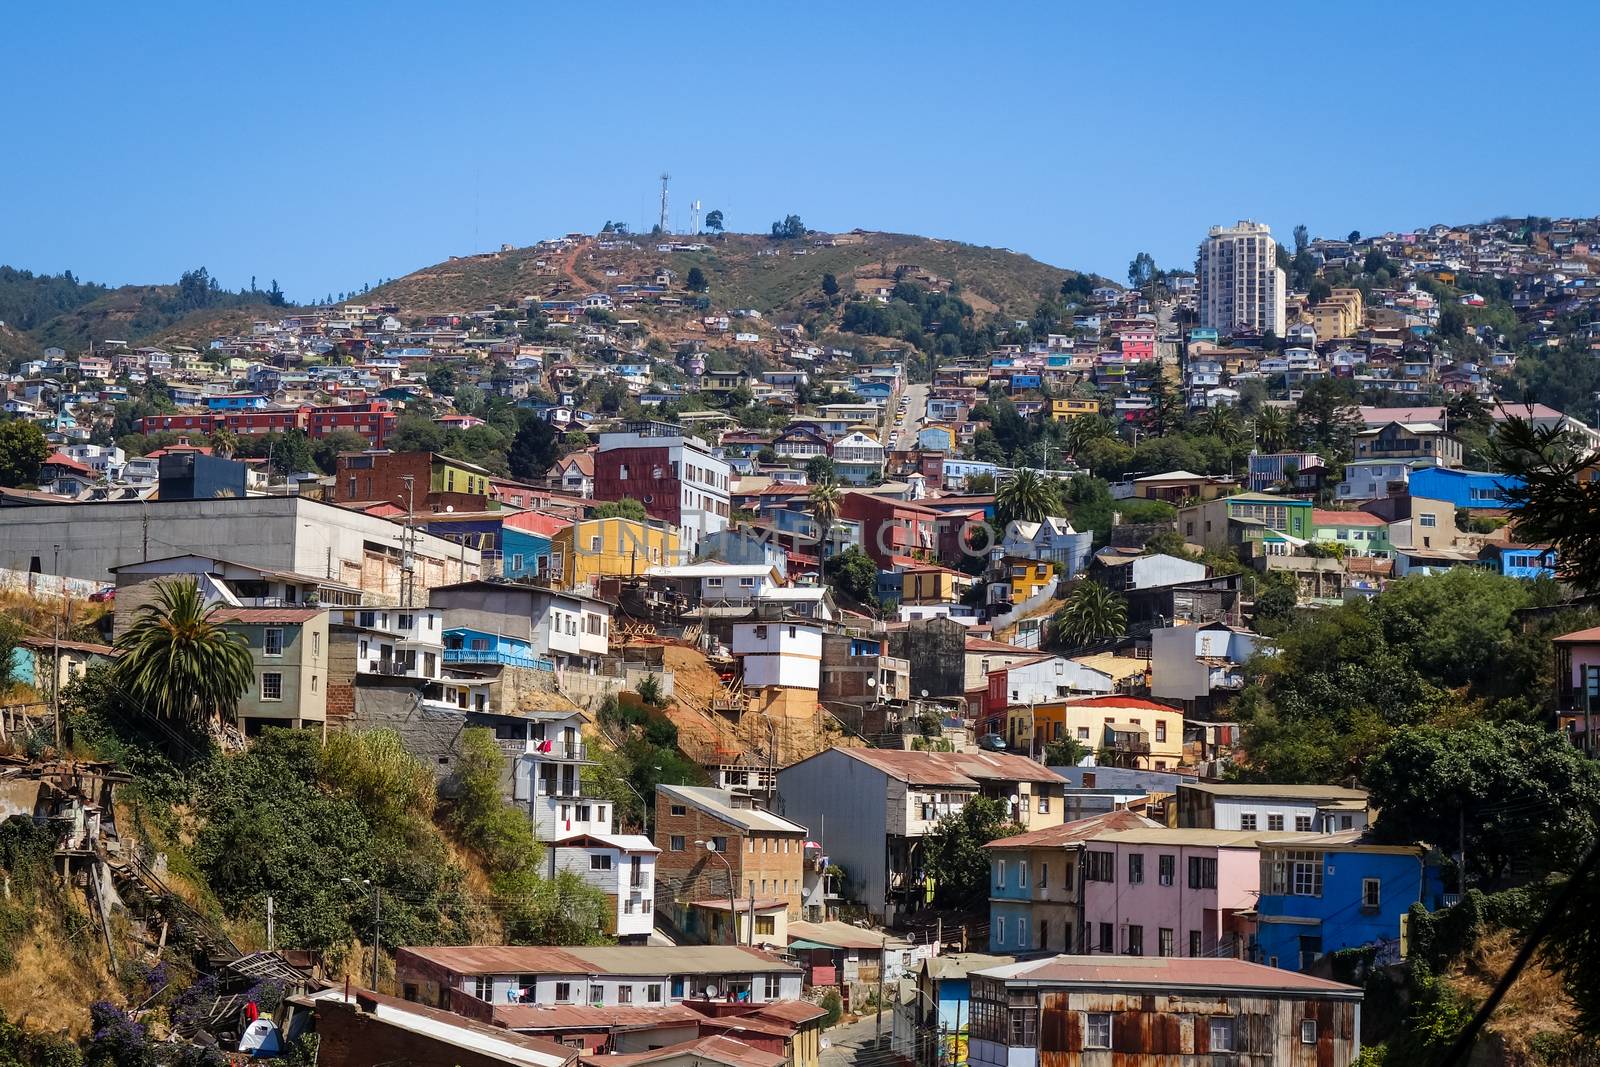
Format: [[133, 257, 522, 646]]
[[444, 648, 555, 671]]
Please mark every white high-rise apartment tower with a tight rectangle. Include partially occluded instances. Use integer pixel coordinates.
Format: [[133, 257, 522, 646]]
[[1197, 220, 1287, 336]]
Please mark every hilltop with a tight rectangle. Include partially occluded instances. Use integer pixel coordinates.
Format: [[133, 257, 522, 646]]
[[0, 265, 288, 361], [365, 229, 1103, 322]]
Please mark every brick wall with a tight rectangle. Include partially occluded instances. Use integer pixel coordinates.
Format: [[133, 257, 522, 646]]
[[316, 997, 527, 1067], [654, 799, 806, 916]]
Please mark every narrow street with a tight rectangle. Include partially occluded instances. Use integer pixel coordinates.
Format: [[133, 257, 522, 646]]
[[821, 1011, 907, 1067], [893, 381, 930, 452]]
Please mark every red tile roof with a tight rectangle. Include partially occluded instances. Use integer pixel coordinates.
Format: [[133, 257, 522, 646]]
[[43, 452, 93, 475], [988, 954, 1361, 996], [497, 1003, 704, 1032], [1312, 509, 1387, 526], [581, 1035, 785, 1067], [1555, 626, 1600, 644], [1054, 695, 1179, 712]]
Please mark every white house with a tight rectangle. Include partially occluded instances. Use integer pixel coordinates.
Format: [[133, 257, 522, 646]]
[[732, 621, 822, 690], [831, 430, 886, 485], [1177, 782, 1371, 835], [1150, 621, 1273, 714], [548, 832, 659, 943], [989, 655, 1114, 706]]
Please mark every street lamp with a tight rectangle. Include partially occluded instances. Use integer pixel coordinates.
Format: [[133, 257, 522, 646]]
[[695, 839, 738, 946], [343, 877, 379, 989]]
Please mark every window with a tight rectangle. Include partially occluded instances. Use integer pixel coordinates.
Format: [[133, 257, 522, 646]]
[[647, 984, 663, 1003], [261, 672, 283, 701], [589, 535, 603, 551], [473, 976, 493, 1001], [617, 984, 633, 1004], [1098, 922, 1113, 953], [1208, 1017, 1234, 1052], [1007, 989, 1037, 1046], [711, 836, 727, 853], [1159, 927, 1174, 957], [1301, 1019, 1318, 1045], [1240, 813, 1258, 831], [996, 921, 1006, 946], [1420, 513, 1437, 527], [263, 628, 284, 657], [1188, 856, 1217, 889], [1158, 854, 1175, 886], [995, 860, 1007, 888], [670, 804, 687, 817], [1363, 878, 1382, 910], [1085, 1012, 1112, 1049], [589, 984, 603, 1004], [1127, 853, 1144, 885], [707, 577, 723, 589], [1125, 924, 1143, 955], [1016, 916, 1027, 947], [1296, 815, 1313, 832], [1190, 930, 1203, 956], [1019, 861, 1029, 888], [1155, 720, 1166, 742], [555, 981, 573, 1003], [1267, 813, 1285, 831], [590, 854, 613, 871], [763, 974, 781, 998], [670, 835, 685, 851], [1085, 851, 1114, 882], [1077, 726, 1091, 740]]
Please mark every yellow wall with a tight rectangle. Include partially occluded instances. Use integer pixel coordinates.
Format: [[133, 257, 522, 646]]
[[1016, 702, 1185, 769], [553, 518, 680, 588], [1009, 561, 1053, 601], [1050, 399, 1100, 422], [903, 571, 959, 604], [431, 459, 489, 497]]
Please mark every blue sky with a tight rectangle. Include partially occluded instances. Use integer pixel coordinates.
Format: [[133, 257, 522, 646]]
[[4, 1, 1597, 302]]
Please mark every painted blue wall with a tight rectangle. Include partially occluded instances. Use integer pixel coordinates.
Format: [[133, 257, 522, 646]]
[[1496, 546, 1556, 580], [1408, 467, 1523, 509], [1256, 846, 1445, 970]]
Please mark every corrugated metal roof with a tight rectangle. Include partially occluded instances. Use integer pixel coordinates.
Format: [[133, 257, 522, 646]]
[[657, 786, 808, 834], [497, 1003, 704, 1032], [1180, 782, 1368, 800], [581, 1034, 786, 1067], [984, 810, 1159, 851], [401, 944, 800, 976], [835, 748, 1064, 786], [975, 954, 1361, 997], [211, 607, 326, 625]]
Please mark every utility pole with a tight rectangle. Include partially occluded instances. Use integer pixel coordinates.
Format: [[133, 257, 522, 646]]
[[266, 895, 275, 951], [747, 879, 756, 947], [399, 474, 417, 607], [875, 934, 886, 1042], [370, 884, 382, 990]]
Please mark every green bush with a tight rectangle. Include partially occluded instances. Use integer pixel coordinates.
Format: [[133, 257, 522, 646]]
[[819, 989, 843, 1028]]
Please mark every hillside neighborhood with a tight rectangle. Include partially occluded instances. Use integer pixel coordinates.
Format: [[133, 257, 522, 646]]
[[4, 210, 1600, 1067]]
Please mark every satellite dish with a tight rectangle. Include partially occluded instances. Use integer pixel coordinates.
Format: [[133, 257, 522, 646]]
[[866, 677, 876, 688], [704, 984, 719, 997], [920, 689, 929, 698], [445, 504, 454, 513]]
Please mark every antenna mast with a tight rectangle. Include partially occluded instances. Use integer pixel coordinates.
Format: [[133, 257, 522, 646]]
[[658, 172, 671, 234], [691, 199, 702, 235]]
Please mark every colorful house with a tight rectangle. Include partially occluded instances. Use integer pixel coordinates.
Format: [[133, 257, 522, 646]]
[[551, 517, 682, 590], [1310, 509, 1392, 556], [1255, 831, 1445, 971], [1406, 467, 1522, 510]]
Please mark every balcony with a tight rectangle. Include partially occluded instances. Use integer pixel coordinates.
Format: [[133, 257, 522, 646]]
[[528, 741, 589, 761], [444, 648, 555, 671]]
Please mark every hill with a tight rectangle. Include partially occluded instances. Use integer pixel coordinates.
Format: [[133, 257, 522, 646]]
[[0, 265, 288, 362], [365, 230, 1104, 323]]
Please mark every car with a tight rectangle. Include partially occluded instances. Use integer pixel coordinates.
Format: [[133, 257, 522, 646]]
[[977, 733, 1008, 752]]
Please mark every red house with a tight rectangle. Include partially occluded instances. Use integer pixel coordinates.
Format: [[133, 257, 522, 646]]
[[838, 491, 942, 569]]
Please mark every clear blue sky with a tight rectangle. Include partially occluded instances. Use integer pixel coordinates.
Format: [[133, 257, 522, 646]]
[[5, 1, 1597, 302]]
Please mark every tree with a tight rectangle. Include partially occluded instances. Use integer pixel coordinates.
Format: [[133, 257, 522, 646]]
[[1347, 230, 1361, 244], [808, 479, 843, 547], [0, 419, 49, 487], [507, 416, 559, 481], [1043, 735, 1089, 768], [824, 546, 878, 606], [1491, 416, 1600, 592], [1127, 251, 1157, 288], [821, 272, 839, 298], [921, 796, 1022, 907], [1052, 582, 1127, 649], [592, 498, 647, 522], [685, 267, 708, 292], [1254, 407, 1291, 453], [996, 468, 1057, 527], [1365, 721, 1600, 888], [427, 365, 457, 395], [266, 279, 287, 306], [1293, 224, 1310, 253], [207, 427, 239, 459], [112, 578, 254, 728], [804, 455, 836, 484], [311, 429, 369, 474], [703, 209, 724, 235], [1251, 571, 1299, 635], [770, 214, 806, 240]]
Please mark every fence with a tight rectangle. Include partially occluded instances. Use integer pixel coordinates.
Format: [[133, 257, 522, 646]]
[[0, 568, 107, 600]]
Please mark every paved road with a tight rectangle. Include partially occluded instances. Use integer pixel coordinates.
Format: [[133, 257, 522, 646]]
[[822, 1011, 902, 1067], [892, 381, 930, 452]]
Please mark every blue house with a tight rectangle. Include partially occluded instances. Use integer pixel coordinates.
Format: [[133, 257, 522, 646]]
[[697, 529, 788, 579], [1407, 467, 1523, 509], [1008, 373, 1042, 392], [442, 628, 552, 670], [418, 513, 558, 581], [1255, 831, 1446, 972], [1485, 543, 1557, 580], [205, 393, 270, 411]]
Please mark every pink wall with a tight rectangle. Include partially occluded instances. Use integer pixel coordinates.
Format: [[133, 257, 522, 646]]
[[1081, 843, 1259, 956]]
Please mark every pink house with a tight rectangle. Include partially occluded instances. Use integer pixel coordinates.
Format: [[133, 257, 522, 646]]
[[1554, 626, 1600, 753], [1079, 828, 1301, 959], [1117, 326, 1156, 363]]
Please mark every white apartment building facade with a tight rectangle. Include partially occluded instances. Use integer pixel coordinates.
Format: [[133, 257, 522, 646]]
[[1197, 220, 1287, 336]]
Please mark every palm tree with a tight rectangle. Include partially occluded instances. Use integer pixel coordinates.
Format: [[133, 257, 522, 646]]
[[1254, 407, 1291, 453], [1203, 406, 1244, 446], [1051, 581, 1128, 650], [208, 427, 239, 459], [808, 479, 843, 554], [1064, 415, 1114, 456], [113, 578, 254, 729], [996, 468, 1057, 527]]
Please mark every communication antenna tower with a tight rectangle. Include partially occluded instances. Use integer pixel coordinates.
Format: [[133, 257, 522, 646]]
[[658, 172, 671, 234], [690, 199, 702, 235]]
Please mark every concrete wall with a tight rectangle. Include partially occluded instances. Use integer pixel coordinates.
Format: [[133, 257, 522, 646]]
[[775, 750, 890, 919], [887, 617, 966, 699], [559, 666, 675, 711], [0, 496, 478, 602], [0, 567, 106, 597]]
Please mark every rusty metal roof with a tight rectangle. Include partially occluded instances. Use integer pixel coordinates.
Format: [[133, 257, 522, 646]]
[[580, 1034, 786, 1067], [398, 944, 801, 976], [495, 1003, 704, 1032], [983, 810, 1159, 850], [835, 747, 1064, 786], [975, 954, 1361, 997]]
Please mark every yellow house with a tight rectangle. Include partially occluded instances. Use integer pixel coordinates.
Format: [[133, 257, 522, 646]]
[[428, 455, 492, 497], [551, 517, 680, 589], [1050, 398, 1101, 422], [1009, 559, 1054, 602], [1015, 696, 1185, 771], [902, 566, 971, 605]]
